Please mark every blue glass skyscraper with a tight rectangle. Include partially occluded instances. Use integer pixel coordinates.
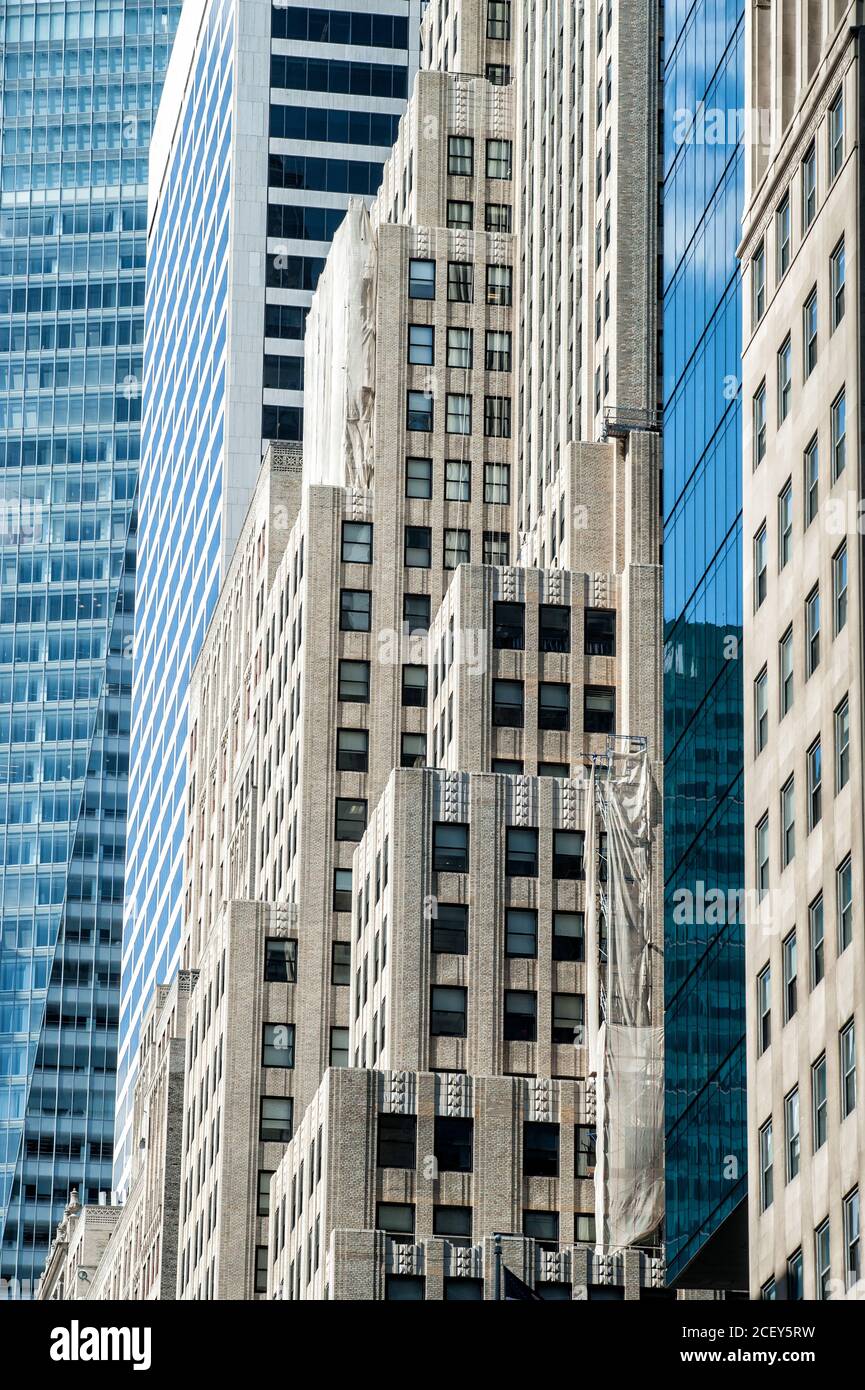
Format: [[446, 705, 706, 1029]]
[[0, 0, 181, 1294], [662, 0, 748, 1287]]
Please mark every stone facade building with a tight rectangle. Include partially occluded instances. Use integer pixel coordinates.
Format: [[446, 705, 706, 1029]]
[[741, 0, 863, 1299]]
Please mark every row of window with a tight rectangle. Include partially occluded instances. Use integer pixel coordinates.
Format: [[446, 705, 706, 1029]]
[[754, 752, 850, 893], [341, 521, 509, 571], [427, 903, 587, 960], [406, 390, 512, 437], [445, 199, 512, 233], [408, 324, 512, 370], [754, 564, 847, 716], [493, 601, 615, 655], [762, 1189, 859, 1301], [445, 135, 512, 181], [750, 90, 845, 330], [404, 455, 510, 502], [492, 679, 615, 735], [375, 1113, 595, 1178], [378, 1204, 592, 1255], [431, 821, 586, 878]]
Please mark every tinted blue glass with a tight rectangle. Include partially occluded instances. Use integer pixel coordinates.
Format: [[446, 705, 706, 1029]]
[[662, 0, 747, 1284], [0, 0, 182, 1296]]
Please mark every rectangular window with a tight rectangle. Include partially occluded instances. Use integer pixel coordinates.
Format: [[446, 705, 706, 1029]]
[[408, 258, 435, 298], [505, 908, 538, 959], [406, 389, 434, 432], [484, 395, 511, 437], [405, 456, 432, 499], [807, 739, 822, 831], [445, 459, 471, 501], [505, 827, 539, 877], [815, 1220, 831, 1299], [754, 667, 768, 754], [802, 142, 817, 230], [504, 990, 537, 1041], [333, 867, 352, 913], [756, 815, 770, 900], [540, 605, 570, 653], [781, 777, 795, 868], [341, 520, 372, 563], [787, 1250, 804, 1300], [832, 388, 847, 479], [584, 686, 615, 734], [377, 1113, 417, 1169], [377, 1202, 415, 1241], [752, 242, 765, 324], [336, 727, 369, 772], [553, 830, 584, 879], [447, 134, 473, 176], [404, 525, 432, 568], [523, 1121, 559, 1177], [482, 531, 509, 565], [487, 1, 511, 40], [335, 797, 366, 842], [486, 264, 512, 305], [754, 524, 767, 609], [837, 856, 853, 952], [340, 588, 372, 632], [776, 484, 792, 573], [833, 542, 847, 634], [831, 238, 846, 328], [553, 911, 585, 962], [779, 628, 794, 716], [785, 1088, 800, 1181], [804, 435, 819, 526], [759, 1119, 773, 1210], [485, 329, 511, 371], [753, 382, 766, 467], [835, 696, 850, 791], [484, 462, 510, 505], [813, 1054, 828, 1150], [432, 822, 469, 872], [431, 903, 468, 954], [486, 63, 511, 85], [781, 932, 797, 1028], [539, 681, 569, 731], [776, 194, 791, 278], [524, 1209, 557, 1247], [257, 1171, 274, 1218], [434, 1117, 473, 1172], [443, 528, 470, 569], [338, 659, 370, 702], [493, 600, 524, 650], [810, 894, 825, 987], [585, 608, 615, 655], [260, 1097, 293, 1143], [446, 199, 472, 230], [329, 1026, 349, 1066], [447, 326, 473, 369], [431, 985, 467, 1036], [400, 731, 426, 768], [492, 678, 524, 728], [806, 587, 820, 677], [485, 202, 512, 232], [803, 287, 817, 376], [331, 940, 351, 985], [486, 138, 512, 179], [447, 260, 473, 303], [262, 1022, 295, 1068], [401, 664, 428, 708], [758, 964, 771, 1053], [403, 593, 430, 633], [408, 323, 434, 365], [844, 1189, 860, 1291], [264, 937, 297, 983], [777, 336, 792, 423], [829, 90, 844, 179], [446, 393, 471, 434], [255, 1246, 268, 1294], [575, 1124, 597, 1177], [841, 1019, 856, 1118], [552, 992, 584, 1045]]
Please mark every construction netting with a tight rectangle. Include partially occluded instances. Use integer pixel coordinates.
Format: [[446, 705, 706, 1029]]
[[303, 199, 377, 489], [587, 749, 664, 1250]]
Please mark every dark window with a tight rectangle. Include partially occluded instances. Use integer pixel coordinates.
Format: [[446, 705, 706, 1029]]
[[505, 827, 538, 876], [584, 608, 616, 655], [257, 1170, 274, 1218], [538, 1283, 572, 1300], [524, 1121, 560, 1177], [377, 1113, 417, 1168], [431, 985, 467, 1036], [408, 258, 435, 298], [539, 605, 570, 652], [584, 686, 615, 733], [553, 830, 584, 879], [401, 664, 428, 707], [504, 990, 537, 1041], [432, 904, 468, 954], [407, 390, 433, 431], [552, 992, 584, 1045], [575, 1124, 597, 1177], [376, 1202, 415, 1240], [434, 1116, 473, 1172], [444, 1278, 483, 1299], [264, 937, 297, 983], [523, 1209, 558, 1248], [405, 525, 432, 568], [433, 822, 469, 872], [341, 520, 372, 563], [259, 1097, 293, 1143], [539, 682, 569, 731], [262, 1022, 295, 1068], [506, 908, 537, 957], [255, 1245, 269, 1294], [336, 728, 368, 771], [493, 600, 524, 649], [403, 593, 431, 632], [492, 678, 524, 727], [435, 1206, 473, 1247], [401, 732, 426, 768], [485, 203, 512, 232], [331, 940, 351, 985], [338, 658, 370, 702], [332, 867, 352, 912], [330, 1026, 349, 1067], [335, 797, 367, 841], [386, 1275, 424, 1299], [553, 912, 584, 962], [339, 588, 371, 631], [538, 762, 568, 778]]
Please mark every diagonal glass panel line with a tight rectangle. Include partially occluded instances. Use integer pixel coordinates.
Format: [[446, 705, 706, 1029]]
[[0, 0, 181, 1296]]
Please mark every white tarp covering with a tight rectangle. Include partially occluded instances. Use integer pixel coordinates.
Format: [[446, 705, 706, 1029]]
[[589, 750, 664, 1249], [303, 199, 377, 489]]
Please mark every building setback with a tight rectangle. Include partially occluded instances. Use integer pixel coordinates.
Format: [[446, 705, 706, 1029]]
[[741, 0, 863, 1301]]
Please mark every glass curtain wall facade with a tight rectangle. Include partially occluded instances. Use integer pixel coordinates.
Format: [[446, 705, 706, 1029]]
[[114, 0, 420, 1194], [0, 0, 180, 1295], [661, 0, 747, 1286]]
